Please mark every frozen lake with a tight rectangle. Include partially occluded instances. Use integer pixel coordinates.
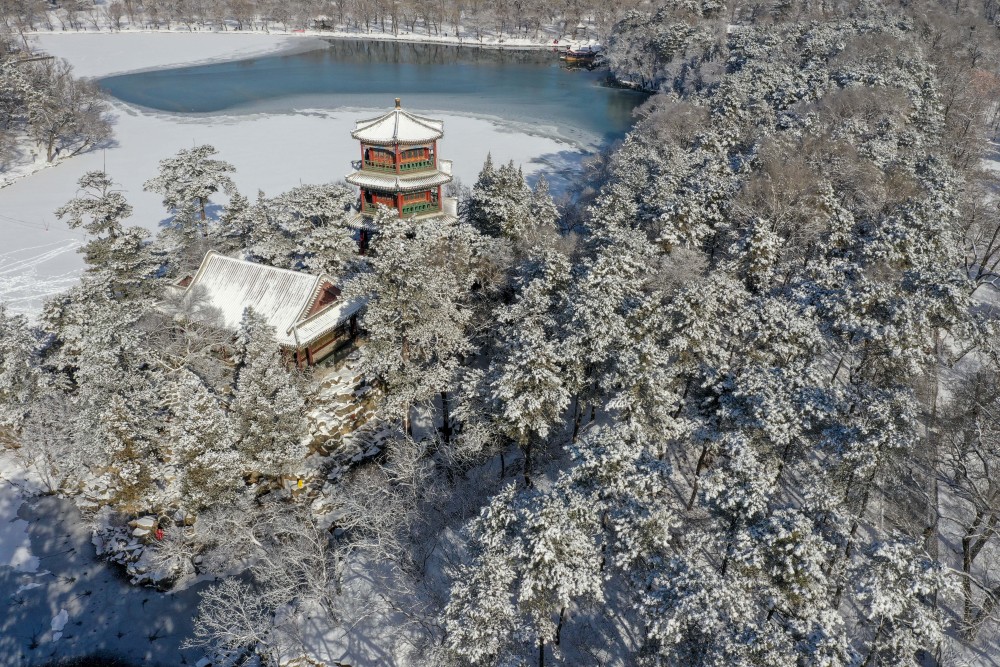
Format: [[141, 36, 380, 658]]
[[99, 38, 648, 149], [4, 34, 647, 318]]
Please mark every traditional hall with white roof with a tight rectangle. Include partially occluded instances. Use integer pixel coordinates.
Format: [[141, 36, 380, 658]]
[[174, 98, 458, 367]]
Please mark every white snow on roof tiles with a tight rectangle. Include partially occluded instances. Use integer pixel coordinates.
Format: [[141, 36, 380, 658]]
[[345, 169, 453, 192], [352, 107, 445, 145], [292, 297, 366, 347], [183, 252, 353, 348]]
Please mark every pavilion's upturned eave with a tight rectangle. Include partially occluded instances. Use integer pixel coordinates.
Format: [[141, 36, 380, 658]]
[[345, 169, 453, 192]]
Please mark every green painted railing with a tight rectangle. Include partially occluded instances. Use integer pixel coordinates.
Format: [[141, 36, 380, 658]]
[[362, 202, 441, 216], [363, 160, 396, 173], [402, 201, 439, 215], [399, 160, 434, 172], [362, 160, 435, 174]]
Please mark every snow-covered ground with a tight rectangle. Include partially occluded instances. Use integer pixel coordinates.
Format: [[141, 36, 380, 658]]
[[1, 32, 584, 318], [23, 14, 588, 59], [30, 31, 314, 78]]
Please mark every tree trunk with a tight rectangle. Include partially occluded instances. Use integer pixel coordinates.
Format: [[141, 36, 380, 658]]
[[440, 390, 451, 444], [860, 619, 884, 667], [555, 607, 566, 645], [923, 328, 942, 563], [538, 636, 545, 667], [687, 443, 711, 510], [571, 395, 582, 442], [523, 439, 533, 487]]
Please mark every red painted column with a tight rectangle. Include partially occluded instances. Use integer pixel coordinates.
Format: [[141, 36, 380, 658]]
[[433, 140, 438, 168], [397, 193, 403, 217], [395, 143, 400, 173]]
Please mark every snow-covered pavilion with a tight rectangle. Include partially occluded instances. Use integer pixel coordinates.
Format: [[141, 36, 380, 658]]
[[345, 98, 458, 243], [177, 251, 364, 368]]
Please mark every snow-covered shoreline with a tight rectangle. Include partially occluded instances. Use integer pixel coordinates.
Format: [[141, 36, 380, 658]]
[[0, 32, 586, 319], [28, 31, 314, 78], [24, 26, 572, 79]]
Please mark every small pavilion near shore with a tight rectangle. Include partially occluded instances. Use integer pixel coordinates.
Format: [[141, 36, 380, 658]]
[[345, 98, 458, 243]]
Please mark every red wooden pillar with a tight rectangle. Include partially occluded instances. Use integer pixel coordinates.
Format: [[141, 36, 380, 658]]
[[433, 140, 437, 168], [437, 185, 442, 208], [396, 192, 403, 216], [360, 143, 365, 164], [395, 142, 400, 173]]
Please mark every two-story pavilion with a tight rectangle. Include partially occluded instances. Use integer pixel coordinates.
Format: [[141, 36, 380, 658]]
[[346, 99, 454, 223]]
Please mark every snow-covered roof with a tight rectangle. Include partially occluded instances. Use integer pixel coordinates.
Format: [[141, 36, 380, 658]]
[[182, 252, 362, 349], [345, 168, 452, 193], [352, 100, 445, 145]]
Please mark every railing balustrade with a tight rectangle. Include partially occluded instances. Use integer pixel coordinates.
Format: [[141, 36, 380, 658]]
[[399, 160, 434, 171], [401, 201, 439, 215], [361, 159, 436, 173]]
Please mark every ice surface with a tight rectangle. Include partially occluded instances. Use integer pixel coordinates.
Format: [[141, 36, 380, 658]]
[[2, 33, 583, 318]]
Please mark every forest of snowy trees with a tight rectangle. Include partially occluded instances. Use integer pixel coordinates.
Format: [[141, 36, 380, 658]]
[[0, 31, 111, 167], [0, 0, 626, 42], [6, 0, 1000, 665]]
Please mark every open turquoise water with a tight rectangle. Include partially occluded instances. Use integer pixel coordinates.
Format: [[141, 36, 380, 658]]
[[98, 39, 648, 148]]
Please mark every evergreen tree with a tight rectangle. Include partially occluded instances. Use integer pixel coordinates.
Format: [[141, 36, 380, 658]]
[[529, 174, 560, 232], [443, 483, 603, 665], [229, 308, 308, 478], [486, 250, 572, 483], [143, 143, 237, 235], [352, 207, 472, 436], [55, 170, 157, 299], [852, 540, 953, 666], [213, 190, 254, 254], [167, 372, 242, 512], [465, 155, 535, 242], [272, 183, 357, 274], [0, 305, 39, 442]]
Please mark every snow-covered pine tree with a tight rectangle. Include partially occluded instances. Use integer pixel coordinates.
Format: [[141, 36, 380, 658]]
[[143, 143, 236, 236], [351, 206, 472, 436], [529, 174, 560, 232], [465, 156, 535, 242], [61, 285, 164, 511], [272, 183, 357, 274], [167, 372, 242, 512], [486, 249, 572, 484], [0, 305, 39, 443], [212, 190, 254, 255], [55, 169, 158, 299], [443, 482, 603, 666], [229, 308, 308, 479], [463, 151, 496, 231], [561, 227, 661, 431], [852, 539, 953, 666]]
